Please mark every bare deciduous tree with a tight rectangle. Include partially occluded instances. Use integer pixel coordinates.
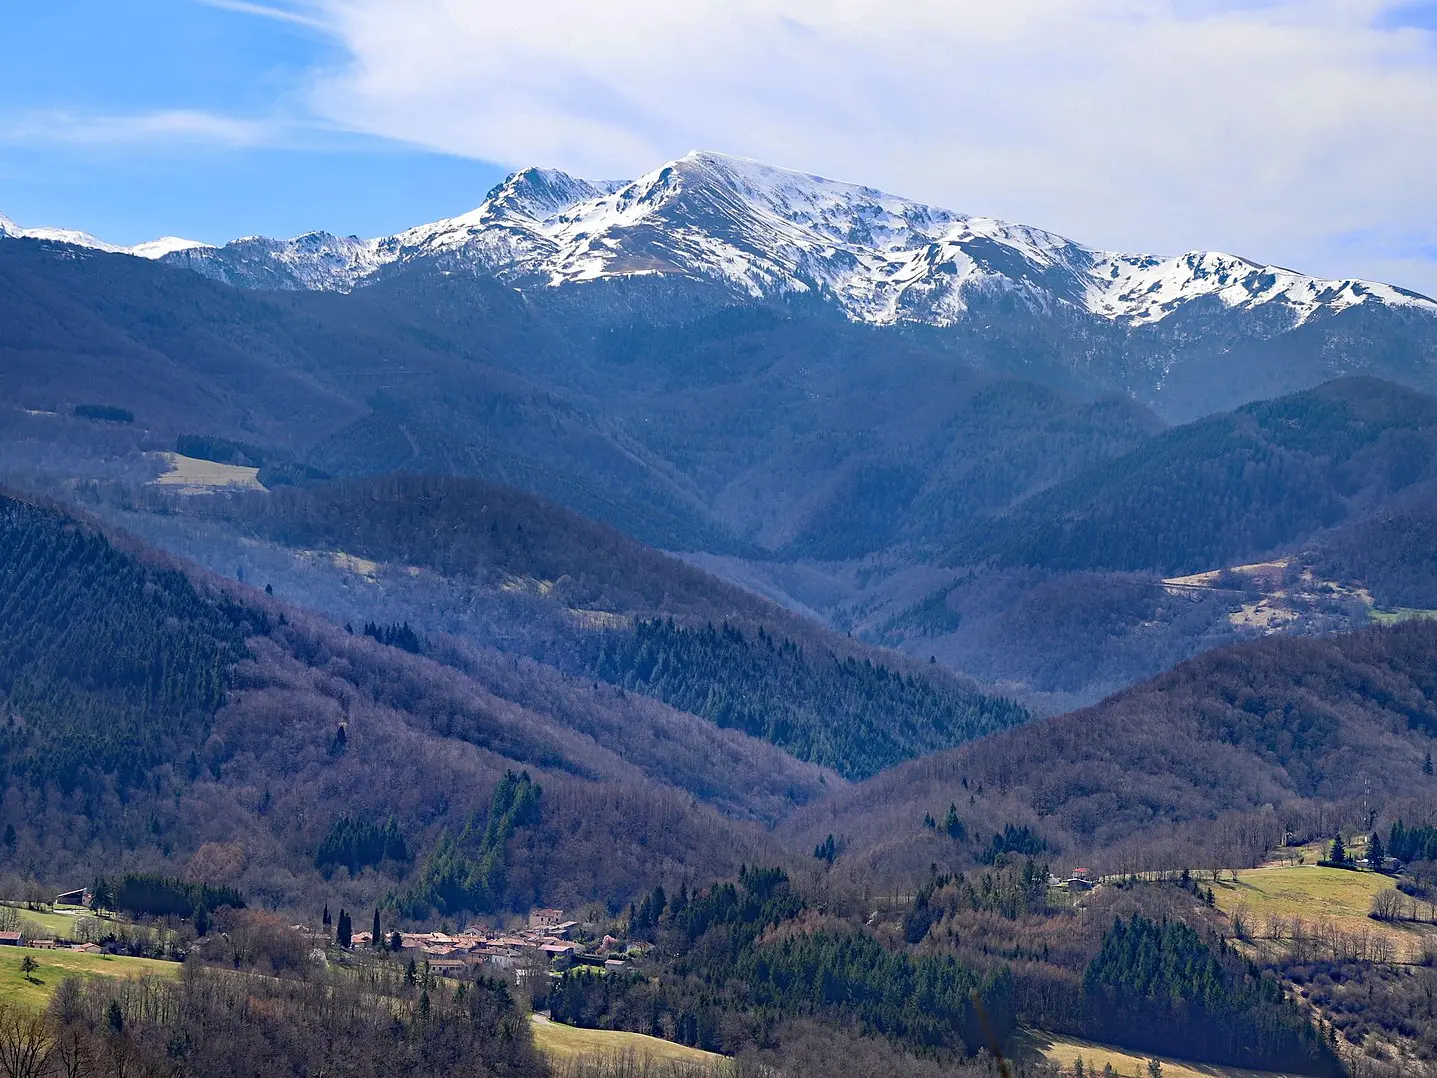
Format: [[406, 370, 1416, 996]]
[[0, 1001, 55, 1078]]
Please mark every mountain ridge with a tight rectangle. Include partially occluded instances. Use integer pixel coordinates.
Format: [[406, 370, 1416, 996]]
[[6, 151, 1431, 332]]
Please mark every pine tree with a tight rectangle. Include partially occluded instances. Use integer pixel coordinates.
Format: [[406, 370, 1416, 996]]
[[1368, 832, 1385, 869], [943, 803, 966, 841], [1425, 750, 1433, 776], [1329, 834, 1347, 865], [2, 824, 15, 850]]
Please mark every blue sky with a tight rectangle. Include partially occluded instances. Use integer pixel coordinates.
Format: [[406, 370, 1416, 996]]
[[0, 0, 505, 244], [2, 0, 1434, 297]]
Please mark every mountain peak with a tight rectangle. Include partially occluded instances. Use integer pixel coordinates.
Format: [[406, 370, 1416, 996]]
[[479, 166, 619, 223]]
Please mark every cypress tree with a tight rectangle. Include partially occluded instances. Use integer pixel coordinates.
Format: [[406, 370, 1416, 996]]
[[372, 908, 382, 947]]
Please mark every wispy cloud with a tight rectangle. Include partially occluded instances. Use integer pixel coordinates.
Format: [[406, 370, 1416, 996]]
[[239, 0, 1436, 293], [0, 109, 280, 148], [191, 0, 328, 31]]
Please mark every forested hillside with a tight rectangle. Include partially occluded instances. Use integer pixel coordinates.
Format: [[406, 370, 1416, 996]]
[[794, 617, 1437, 880], [587, 618, 1027, 778], [0, 490, 835, 916], [121, 474, 1024, 779], [952, 378, 1437, 575], [197, 474, 775, 622], [0, 238, 1166, 558], [1308, 493, 1437, 609], [0, 493, 255, 791]]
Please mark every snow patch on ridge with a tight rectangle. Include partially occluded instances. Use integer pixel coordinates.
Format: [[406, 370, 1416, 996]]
[[0, 211, 208, 261]]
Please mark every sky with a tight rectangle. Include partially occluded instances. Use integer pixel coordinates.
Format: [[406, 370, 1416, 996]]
[[2, 0, 1435, 295]]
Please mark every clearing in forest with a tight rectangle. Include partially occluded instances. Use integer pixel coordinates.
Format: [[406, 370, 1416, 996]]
[[0, 949, 177, 1010], [1211, 864, 1437, 962], [530, 1013, 726, 1070], [0, 903, 124, 941], [1024, 1030, 1310, 1078], [152, 452, 265, 494]]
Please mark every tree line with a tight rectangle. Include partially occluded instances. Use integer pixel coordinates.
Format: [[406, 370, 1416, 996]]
[[1082, 914, 1343, 1075], [546, 865, 1015, 1059], [315, 816, 411, 876], [395, 770, 541, 918]]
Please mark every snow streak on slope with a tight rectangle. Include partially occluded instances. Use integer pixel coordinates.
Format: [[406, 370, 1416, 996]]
[[5, 153, 1434, 329], [0, 212, 208, 260]]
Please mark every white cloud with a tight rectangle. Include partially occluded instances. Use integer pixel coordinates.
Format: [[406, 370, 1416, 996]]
[[0, 109, 279, 149], [250, 2, 1437, 292]]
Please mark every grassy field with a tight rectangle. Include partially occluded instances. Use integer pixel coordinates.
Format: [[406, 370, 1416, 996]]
[[530, 1014, 725, 1069], [152, 452, 264, 493], [1210, 864, 1437, 962], [0, 904, 122, 941], [1023, 1030, 1309, 1078], [0, 948, 177, 1010]]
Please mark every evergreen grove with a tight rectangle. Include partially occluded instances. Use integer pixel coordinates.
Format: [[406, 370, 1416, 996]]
[[586, 618, 1028, 779]]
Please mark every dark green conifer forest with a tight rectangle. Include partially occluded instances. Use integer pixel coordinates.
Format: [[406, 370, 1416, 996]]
[[0, 493, 253, 792], [588, 618, 1028, 778]]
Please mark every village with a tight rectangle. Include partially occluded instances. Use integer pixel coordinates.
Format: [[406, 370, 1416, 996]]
[[331, 907, 641, 979], [0, 884, 642, 990]]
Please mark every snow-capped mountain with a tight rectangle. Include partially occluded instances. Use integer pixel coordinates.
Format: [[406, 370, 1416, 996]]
[[0, 211, 208, 260], [6, 151, 1434, 333], [157, 151, 1436, 331]]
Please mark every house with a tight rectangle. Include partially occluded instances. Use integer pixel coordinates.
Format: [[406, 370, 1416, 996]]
[[27, 939, 57, 950], [479, 947, 519, 970], [71, 943, 101, 954], [427, 958, 469, 975], [55, 888, 88, 907], [1065, 876, 1094, 892], [548, 921, 580, 939], [529, 908, 566, 930], [0, 932, 21, 946], [540, 942, 576, 970]]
